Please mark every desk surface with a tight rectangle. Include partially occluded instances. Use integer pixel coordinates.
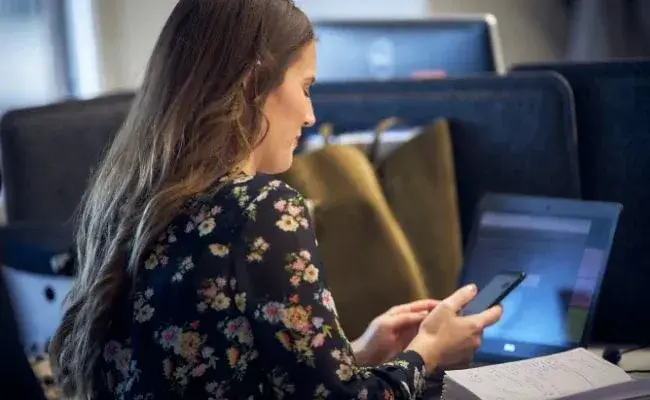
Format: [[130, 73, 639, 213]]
[[588, 346, 650, 379], [424, 346, 650, 399]]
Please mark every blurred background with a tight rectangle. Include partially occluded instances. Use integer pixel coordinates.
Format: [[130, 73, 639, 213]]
[[2, 0, 650, 114]]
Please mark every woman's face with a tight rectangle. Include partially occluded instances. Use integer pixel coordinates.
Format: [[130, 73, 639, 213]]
[[251, 41, 316, 174]]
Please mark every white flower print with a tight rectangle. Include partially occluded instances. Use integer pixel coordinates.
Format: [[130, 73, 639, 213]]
[[336, 364, 353, 382], [133, 288, 155, 323], [221, 317, 254, 345], [246, 237, 270, 262], [209, 243, 229, 257], [299, 250, 311, 261], [100, 176, 427, 400], [272, 193, 310, 232], [232, 186, 250, 208], [172, 256, 195, 283], [212, 293, 231, 310], [198, 217, 216, 236], [144, 253, 159, 270], [303, 264, 319, 283], [167, 226, 177, 243], [276, 215, 299, 232], [260, 302, 284, 324], [135, 304, 155, 322], [320, 289, 337, 315], [234, 293, 246, 312]]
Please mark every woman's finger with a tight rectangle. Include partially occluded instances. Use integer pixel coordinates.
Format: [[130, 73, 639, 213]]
[[387, 310, 429, 328], [388, 299, 439, 315]]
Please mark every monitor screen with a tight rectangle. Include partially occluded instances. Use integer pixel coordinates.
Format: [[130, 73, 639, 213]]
[[313, 18, 502, 82], [461, 209, 615, 361]]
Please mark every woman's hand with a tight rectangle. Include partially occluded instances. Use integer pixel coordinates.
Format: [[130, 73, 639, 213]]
[[352, 299, 439, 366], [407, 284, 503, 371]]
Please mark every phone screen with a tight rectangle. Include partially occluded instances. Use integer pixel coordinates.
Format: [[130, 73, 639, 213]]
[[461, 272, 526, 316]]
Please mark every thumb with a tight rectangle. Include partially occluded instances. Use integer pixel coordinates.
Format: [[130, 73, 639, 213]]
[[464, 305, 503, 330], [442, 284, 478, 313]]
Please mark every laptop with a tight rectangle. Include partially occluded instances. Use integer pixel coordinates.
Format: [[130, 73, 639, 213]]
[[459, 193, 622, 365]]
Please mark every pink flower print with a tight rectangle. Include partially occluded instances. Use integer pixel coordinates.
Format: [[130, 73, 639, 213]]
[[299, 250, 311, 261], [290, 275, 301, 287], [195, 212, 206, 223], [300, 218, 309, 229], [203, 284, 217, 299], [162, 358, 173, 378], [226, 318, 242, 336], [191, 363, 208, 377], [211, 206, 222, 215], [262, 302, 283, 324], [321, 289, 335, 312], [274, 200, 287, 211], [291, 258, 306, 271], [311, 333, 325, 348], [159, 326, 180, 349], [287, 204, 301, 217], [190, 320, 200, 330]]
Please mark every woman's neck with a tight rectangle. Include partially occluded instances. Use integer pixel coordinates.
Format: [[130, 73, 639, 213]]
[[239, 156, 257, 176]]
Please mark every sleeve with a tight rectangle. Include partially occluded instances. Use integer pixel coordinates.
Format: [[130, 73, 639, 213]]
[[235, 180, 427, 399]]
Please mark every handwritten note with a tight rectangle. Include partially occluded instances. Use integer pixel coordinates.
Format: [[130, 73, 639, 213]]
[[444, 348, 632, 400]]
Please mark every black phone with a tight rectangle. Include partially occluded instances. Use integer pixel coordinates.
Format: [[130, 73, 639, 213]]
[[461, 271, 526, 316]]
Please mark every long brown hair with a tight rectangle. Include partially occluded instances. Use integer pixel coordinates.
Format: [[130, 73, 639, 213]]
[[49, 1, 313, 397]]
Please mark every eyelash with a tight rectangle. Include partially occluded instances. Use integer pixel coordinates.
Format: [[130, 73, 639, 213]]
[[304, 87, 311, 97]]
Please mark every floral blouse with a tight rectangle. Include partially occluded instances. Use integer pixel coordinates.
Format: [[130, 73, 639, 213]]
[[99, 173, 427, 399]]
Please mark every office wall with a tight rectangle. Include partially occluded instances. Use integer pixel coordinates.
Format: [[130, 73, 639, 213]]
[[429, 0, 569, 67], [94, 0, 178, 92], [93, 0, 569, 92]]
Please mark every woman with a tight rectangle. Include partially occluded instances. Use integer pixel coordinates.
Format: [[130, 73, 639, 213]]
[[50, 1, 502, 398]]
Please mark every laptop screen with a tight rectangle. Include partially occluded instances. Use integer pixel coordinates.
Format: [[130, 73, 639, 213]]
[[460, 195, 620, 362]]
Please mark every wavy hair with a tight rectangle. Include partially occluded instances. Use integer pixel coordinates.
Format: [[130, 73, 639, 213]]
[[48, 1, 313, 397]]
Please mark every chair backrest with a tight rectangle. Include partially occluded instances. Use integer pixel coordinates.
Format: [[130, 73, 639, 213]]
[[0, 92, 135, 224], [511, 60, 650, 345], [307, 74, 581, 245]]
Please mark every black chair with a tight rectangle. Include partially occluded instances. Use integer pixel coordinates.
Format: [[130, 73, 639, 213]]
[[0, 93, 134, 374], [0, 271, 47, 400], [0, 92, 135, 224], [511, 60, 650, 345], [0, 92, 135, 273], [309, 74, 581, 244]]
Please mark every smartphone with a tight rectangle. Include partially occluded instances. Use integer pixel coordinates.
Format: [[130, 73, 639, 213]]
[[461, 271, 526, 316]]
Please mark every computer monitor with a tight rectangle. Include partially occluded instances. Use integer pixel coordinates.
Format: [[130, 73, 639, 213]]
[[313, 15, 506, 82]]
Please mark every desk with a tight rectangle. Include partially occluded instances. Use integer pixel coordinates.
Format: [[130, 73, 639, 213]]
[[423, 346, 650, 399], [588, 346, 650, 379]]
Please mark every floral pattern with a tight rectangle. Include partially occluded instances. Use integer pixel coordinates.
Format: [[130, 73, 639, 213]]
[[99, 173, 426, 399]]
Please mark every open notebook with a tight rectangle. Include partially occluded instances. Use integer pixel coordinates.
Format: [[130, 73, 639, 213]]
[[442, 348, 650, 400]]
